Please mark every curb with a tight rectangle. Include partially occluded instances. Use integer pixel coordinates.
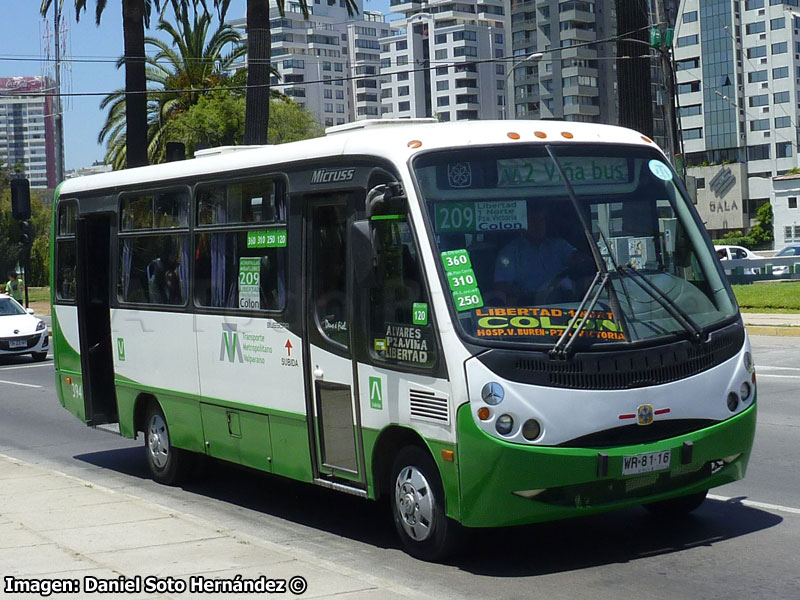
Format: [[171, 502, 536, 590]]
[[744, 324, 800, 336]]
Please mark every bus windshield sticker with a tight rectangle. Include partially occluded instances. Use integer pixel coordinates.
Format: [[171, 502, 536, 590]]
[[247, 228, 287, 249], [238, 257, 261, 310], [441, 249, 483, 312], [497, 157, 629, 187], [648, 159, 673, 182], [434, 201, 527, 233], [413, 302, 429, 326], [474, 307, 624, 340]]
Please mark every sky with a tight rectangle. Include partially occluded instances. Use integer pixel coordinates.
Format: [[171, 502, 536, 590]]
[[0, 0, 389, 171]]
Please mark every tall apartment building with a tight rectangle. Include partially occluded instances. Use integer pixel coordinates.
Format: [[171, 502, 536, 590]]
[[379, 0, 508, 121], [0, 76, 59, 188], [673, 0, 800, 238], [232, 2, 390, 128], [508, 0, 618, 123]]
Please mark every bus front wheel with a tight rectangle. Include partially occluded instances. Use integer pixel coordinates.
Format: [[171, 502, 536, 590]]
[[390, 446, 461, 561], [644, 490, 708, 518], [144, 403, 192, 486]]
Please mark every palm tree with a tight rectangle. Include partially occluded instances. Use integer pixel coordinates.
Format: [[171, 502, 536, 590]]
[[212, 0, 358, 145], [40, 0, 161, 168], [99, 2, 246, 167]]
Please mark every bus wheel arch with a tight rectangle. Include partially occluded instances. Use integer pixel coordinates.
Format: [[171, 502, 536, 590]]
[[372, 426, 463, 561], [138, 395, 194, 486]]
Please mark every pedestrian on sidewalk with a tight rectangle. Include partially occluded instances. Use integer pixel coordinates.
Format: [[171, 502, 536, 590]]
[[5, 271, 24, 303]]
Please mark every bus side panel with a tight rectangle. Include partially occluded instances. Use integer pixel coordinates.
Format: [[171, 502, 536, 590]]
[[269, 414, 313, 482], [456, 401, 756, 528], [356, 365, 461, 519], [52, 305, 86, 421]]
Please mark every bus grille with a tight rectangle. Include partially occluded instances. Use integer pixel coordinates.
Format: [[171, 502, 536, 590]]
[[559, 419, 719, 448], [0, 334, 42, 351], [409, 389, 450, 424], [533, 461, 712, 508], [477, 321, 744, 390]]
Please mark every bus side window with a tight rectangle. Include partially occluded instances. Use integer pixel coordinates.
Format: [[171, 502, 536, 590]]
[[368, 219, 436, 369]]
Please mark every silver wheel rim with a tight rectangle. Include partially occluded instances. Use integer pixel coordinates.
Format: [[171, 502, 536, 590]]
[[394, 465, 435, 542], [147, 413, 169, 469]]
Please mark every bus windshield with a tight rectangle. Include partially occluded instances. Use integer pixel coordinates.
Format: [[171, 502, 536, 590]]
[[413, 143, 737, 348]]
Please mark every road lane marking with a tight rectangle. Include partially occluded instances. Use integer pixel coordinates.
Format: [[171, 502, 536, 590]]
[[757, 366, 800, 372], [0, 363, 53, 372], [709, 494, 800, 515], [0, 379, 42, 389], [756, 374, 800, 379]]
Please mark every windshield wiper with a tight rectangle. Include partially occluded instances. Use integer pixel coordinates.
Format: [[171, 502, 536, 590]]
[[545, 146, 629, 358], [616, 265, 705, 342]]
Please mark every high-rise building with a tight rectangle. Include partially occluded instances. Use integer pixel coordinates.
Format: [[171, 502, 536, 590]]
[[380, 0, 507, 121], [231, 2, 392, 129], [508, 0, 617, 123], [0, 76, 60, 188], [673, 0, 800, 238]]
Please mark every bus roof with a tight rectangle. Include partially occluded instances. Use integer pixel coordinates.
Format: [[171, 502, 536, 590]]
[[59, 120, 658, 196]]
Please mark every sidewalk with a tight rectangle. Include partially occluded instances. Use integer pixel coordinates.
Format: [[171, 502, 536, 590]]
[[0, 453, 428, 600], [742, 312, 800, 337]]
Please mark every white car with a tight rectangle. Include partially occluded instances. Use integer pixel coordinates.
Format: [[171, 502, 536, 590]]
[[0, 294, 49, 361], [714, 245, 761, 275], [771, 245, 800, 275]]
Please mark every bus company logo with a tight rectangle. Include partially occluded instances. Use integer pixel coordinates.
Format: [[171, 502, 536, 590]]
[[637, 404, 654, 426], [447, 163, 472, 188], [311, 168, 355, 184], [220, 323, 243, 363]]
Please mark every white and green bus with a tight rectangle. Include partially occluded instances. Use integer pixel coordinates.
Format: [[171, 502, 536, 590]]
[[51, 120, 756, 560]]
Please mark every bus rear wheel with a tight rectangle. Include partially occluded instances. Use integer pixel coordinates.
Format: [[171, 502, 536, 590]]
[[644, 490, 708, 518], [144, 403, 193, 486], [390, 446, 461, 562]]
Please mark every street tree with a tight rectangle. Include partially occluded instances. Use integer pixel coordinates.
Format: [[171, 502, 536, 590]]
[[99, 1, 245, 167]]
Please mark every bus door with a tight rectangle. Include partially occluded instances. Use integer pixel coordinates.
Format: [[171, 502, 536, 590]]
[[303, 195, 366, 488], [75, 214, 119, 429]]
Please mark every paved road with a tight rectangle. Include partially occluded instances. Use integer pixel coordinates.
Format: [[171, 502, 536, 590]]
[[0, 337, 798, 600]]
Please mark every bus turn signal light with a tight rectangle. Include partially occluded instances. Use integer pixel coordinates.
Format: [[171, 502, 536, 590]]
[[441, 450, 455, 462], [477, 407, 490, 421]]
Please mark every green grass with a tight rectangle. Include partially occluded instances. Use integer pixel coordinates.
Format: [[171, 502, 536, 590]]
[[732, 281, 800, 312], [27, 287, 50, 303]]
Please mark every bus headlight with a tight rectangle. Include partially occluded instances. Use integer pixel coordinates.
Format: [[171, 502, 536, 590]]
[[740, 381, 751, 402], [743, 352, 754, 373], [522, 419, 541, 441], [727, 392, 739, 412], [496, 414, 514, 435]]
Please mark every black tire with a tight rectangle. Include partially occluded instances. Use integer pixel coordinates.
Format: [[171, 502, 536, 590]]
[[144, 402, 194, 486], [644, 490, 708, 518], [30, 351, 48, 362], [390, 446, 462, 561]]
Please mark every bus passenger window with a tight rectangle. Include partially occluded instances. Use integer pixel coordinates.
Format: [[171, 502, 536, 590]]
[[118, 188, 190, 306], [312, 205, 348, 347], [194, 231, 286, 312], [55, 201, 77, 302], [368, 219, 436, 369]]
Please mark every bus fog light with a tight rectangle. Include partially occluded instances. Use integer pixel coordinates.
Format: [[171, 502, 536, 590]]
[[744, 352, 754, 373], [727, 392, 739, 412], [477, 407, 491, 421], [495, 414, 514, 435], [481, 382, 504, 406], [740, 381, 751, 402], [522, 419, 541, 441]]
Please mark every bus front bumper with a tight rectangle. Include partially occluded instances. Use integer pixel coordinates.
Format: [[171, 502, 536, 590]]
[[456, 400, 756, 528]]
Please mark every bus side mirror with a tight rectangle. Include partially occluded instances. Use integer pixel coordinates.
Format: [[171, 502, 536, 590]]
[[351, 220, 378, 287]]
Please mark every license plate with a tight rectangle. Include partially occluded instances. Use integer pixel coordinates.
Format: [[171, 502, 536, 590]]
[[9, 339, 26, 349], [622, 450, 671, 476]]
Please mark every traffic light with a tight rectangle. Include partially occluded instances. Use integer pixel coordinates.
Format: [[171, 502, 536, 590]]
[[20, 221, 33, 248], [10, 178, 31, 221]]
